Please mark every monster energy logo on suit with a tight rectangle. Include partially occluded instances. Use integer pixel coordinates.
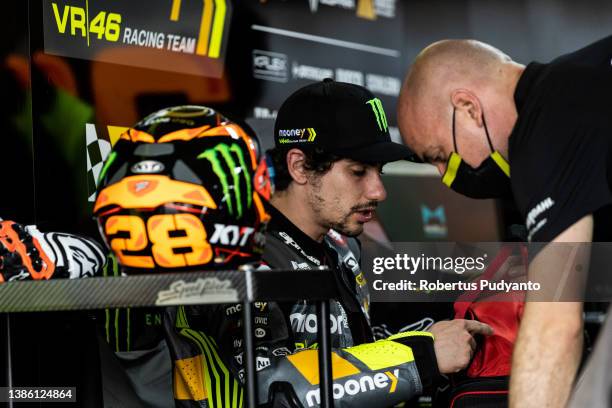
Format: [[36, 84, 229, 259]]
[[366, 98, 388, 132], [197, 143, 252, 218]]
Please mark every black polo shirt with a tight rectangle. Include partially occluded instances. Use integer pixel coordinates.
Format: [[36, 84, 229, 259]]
[[509, 36, 612, 242]]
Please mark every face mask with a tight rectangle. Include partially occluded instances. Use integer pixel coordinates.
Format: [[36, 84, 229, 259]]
[[442, 109, 512, 199]]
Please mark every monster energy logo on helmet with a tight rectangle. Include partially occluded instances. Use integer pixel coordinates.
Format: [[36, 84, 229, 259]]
[[197, 143, 252, 218], [366, 98, 388, 132]]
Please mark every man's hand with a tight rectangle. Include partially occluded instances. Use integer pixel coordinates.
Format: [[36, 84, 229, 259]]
[[429, 319, 493, 374]]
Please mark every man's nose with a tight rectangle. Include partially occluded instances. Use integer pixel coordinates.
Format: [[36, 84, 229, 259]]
[[366, 174, 387, 202]]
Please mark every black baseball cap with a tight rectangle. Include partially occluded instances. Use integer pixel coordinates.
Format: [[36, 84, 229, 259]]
[[274, 79, 413, 164]]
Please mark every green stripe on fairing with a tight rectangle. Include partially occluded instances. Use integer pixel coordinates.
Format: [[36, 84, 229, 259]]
[[114, 309, 120, 352], [126, 308, 131, 352], [202, 333, 237, 408], [196, 332, 227, 408], [181, 329, 217, 407]]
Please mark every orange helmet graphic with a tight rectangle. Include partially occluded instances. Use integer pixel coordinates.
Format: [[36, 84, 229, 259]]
[[93, 106, 271, 273]]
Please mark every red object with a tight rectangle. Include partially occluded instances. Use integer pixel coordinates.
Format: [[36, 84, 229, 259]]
[[454, 244, 528, 377], [450, 390, 509, 408]]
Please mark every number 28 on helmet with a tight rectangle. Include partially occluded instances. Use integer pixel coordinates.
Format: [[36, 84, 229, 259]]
[[93, 105, 271, 273]]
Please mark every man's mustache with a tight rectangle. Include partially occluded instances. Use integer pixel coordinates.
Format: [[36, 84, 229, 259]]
[[351, 201, 379, 213]]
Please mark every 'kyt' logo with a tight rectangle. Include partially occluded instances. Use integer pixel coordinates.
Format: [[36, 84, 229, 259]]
[[197, 143, 252, 218], [366, 98, 388, 132]]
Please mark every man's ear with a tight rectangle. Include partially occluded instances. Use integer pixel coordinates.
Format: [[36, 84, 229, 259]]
[[450, 89, 484, 127], [286, 148, 308, 185]]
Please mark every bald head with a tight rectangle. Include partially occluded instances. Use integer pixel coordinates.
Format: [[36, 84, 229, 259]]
[[402, 40, 510, 113], [398, 39, 524, 170]]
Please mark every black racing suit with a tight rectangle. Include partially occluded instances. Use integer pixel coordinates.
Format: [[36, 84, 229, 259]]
[[160, 203, 441, 407], [1, 213, 441, 407]]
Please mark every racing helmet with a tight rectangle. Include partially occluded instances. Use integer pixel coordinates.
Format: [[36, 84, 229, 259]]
[[93, 105, 271, 273]]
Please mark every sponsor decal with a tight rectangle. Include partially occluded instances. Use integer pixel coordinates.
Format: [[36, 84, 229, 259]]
[[344, 254, 359, 272], [290, 312, 346, 334], [235, 353, 270, 371], [272, 347, 292, 357], [43, 0, 231, 76], [225, 301, 268, 315], [421, 205, 448, 239], [256, 357, 271, 371], [278, 232, 321, 265], [355, 272, 367, 288], [256, 346, 270, 352], [255, 328, 267, 338], [253, 106, 278, 119], [133, 180, 151, 193], [131, 160, 165, 174], [292, 62, 334, 81], [310, 0, 356, 12], [366, 97, 389, 132], [305, 369, 399, 406], [336, 68, 364, 85], [197, 143, 252, 218], [156, 278, 238, 305], [370, 0, 397, 18], [145, 313, 163, 326], [526, 197, 554, 241], [307, 0, 396, 20], [366, 74, 401, 96], [226, 304, 241, 315], [209, 223, 255, 246], [252, 49, 288, 82], [254, 316, 268, 325], [277, 128, 317, 145], [291, 261, 312, 270], [8, 270, 31, 281]]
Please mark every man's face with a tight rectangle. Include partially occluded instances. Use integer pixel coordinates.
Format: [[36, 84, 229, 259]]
[[398, 106, 492, 175], [306, 159, 387, 237]]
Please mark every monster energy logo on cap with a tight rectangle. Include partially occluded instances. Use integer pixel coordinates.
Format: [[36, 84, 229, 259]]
[[366, 98, 389, 132], [197, 143, 252, 218]]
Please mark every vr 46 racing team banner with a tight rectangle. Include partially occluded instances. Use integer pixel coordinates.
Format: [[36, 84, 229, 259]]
[[42, 0, 232, 77]]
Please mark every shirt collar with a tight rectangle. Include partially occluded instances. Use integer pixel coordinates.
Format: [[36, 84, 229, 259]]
[[514, 62, 546, 113], [265, 202, 327, 261]]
